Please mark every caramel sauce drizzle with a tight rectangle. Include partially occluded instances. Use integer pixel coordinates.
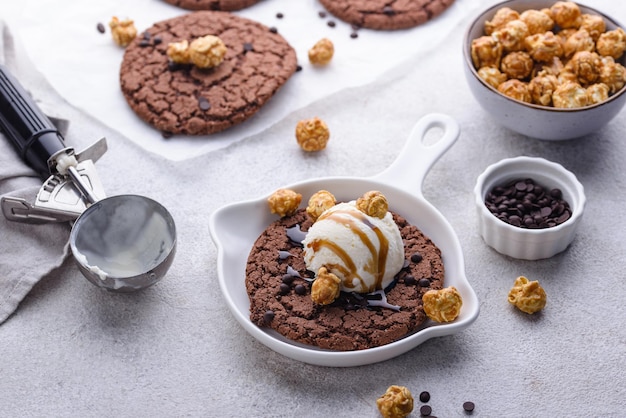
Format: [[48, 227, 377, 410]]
[[310, 208, 390, 292]]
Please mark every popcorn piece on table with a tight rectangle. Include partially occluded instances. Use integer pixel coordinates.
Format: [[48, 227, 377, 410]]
[[267, 189, 302, 217], [295, 117, 330, 152], [423, 286, 463, 322], [109, 16, 137, 47], [308, 38, 334, 65], [508, 276, 546, 314], [376, 385, 414, 418]]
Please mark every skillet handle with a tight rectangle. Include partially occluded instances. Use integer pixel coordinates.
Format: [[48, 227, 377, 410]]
[[372, 113, 460, 198]]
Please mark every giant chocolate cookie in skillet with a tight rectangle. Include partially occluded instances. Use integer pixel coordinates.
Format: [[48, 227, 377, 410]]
[[119, 11, 297, 136], [245, 209, 444, 351], [319, 0, 456, 30], [162, 0, 260, 11]]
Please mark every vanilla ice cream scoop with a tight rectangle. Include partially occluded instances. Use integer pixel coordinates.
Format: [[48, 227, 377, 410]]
[[302, 201, 405, 293]]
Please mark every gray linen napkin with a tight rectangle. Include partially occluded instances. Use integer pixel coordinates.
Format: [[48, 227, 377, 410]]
[[0, 21, 72, 323]]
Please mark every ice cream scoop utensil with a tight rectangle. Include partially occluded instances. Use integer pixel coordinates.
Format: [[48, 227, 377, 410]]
[[0, 64, 176, 292]]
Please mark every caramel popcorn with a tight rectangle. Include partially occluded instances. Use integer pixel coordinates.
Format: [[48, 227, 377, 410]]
[[473, 2, 626, 109], [267, 189, 302, 217], [306, 190, 336, 221], [423, 286, 463, 323], [580, 14, 606, 41], [189, 35, 227, 69], [109, 17, 137, 47], [498, 79, 531, 103], [485, 7, 520, 36], [376, 385, 414, 418], [529, 72, 559, 106], [471, 36, 503, 69], [501, 51, 534, 80], [295, 117, 330, 151], [587, 83, 609, 104], [493, 19, 530, 53], [596, 28, 626, 60], [167, 40, 191, 64], [599, 56, 626, 93], [356, 191, 388, 219], [478, 66, 507, 89], [520, 9, 554, 35], [508, 276, 546, 314], [308, 38, 334, 65], [550, 1, 582, 29], [525, 31, 563, 62], [552, 81, 589, 108], [310, 267, 341, 305], [563, 29, 595, 58]]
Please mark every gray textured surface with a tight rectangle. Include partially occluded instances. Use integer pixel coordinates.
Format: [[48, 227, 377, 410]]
[[1, 2, 626, 417]]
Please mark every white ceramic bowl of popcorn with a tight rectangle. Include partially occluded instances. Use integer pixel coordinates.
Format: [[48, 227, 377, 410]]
[[474, 156, 586, 260], [463, 0, 626, 140]]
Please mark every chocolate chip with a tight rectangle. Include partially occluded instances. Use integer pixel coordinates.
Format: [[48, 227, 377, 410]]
[[139, 40, 150, 48], [404, 275, 416, 286], [411, 253, 423, 263], [350, 32, 359, 39], [418, 278, 430, 288], [383, 6, 395, 16], [279, 283, 290, 295], [269, 27, 278, 33], [318, 11, 327, 18], [153, 36, 162, 45], [463, 401, 475, 412], [294, 284, 306, 295], [420, 405, 432, 416], [296, 65, 303, 72], [243, 42, 254, 53], [282, 274, 295, 285], [419, 391, 430, 402], [484, 178, 572, 229], [96, 23, 105, 34], [161, 131, 173, 139], [198, 97, 211, 111], [276, 12, 284, 19], [327, 20, 336, 28], [263, 310, 275, 323]]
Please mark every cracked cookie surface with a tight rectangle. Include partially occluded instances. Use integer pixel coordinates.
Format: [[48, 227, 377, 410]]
[[162, 0, 260, 11], [246, 209, 444, 351], [120, 11, 297, 136], [319, 0, 456, 30]]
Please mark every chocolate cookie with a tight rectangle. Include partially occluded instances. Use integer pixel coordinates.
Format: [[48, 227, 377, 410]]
[[119, 11, 298, 136], [246, 209, 444, 351], [163, 0, 260, 11], [319, 0, 455, 30]]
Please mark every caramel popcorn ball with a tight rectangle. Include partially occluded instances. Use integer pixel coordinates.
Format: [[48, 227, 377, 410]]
[[473, 2, 626, 109], [596, 28, 626, 60], [478, 66, 507, 89], [493, 19, 530, 53], [308, 38, 334, 65], [267, 188, 302, 217], [508, 276, 546, 314], [423, 286, 463, 323], [306, 190, 336, 221], [485, 7, 520, 36], [311, 267, 341, 305], [167, 40, 191, 64], [295, 117, 330, 151], [520, 9, 554, 35], [109, 17, 137, 47], [552, 81, 589, 108], [501, 51, 534, 80], [550, 1, 582, 29], [498, 79, 531, 103], [471, 36, 503, 69], [189, 35, 227, 69], [376, 385, 414, 418], [356, 191, 388, 219]]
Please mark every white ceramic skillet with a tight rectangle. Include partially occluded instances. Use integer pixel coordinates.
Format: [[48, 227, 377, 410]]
[[209, 113, 479, 367]]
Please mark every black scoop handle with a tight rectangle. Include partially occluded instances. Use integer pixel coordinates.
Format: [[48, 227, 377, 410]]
[[0, 64, 66, 178]]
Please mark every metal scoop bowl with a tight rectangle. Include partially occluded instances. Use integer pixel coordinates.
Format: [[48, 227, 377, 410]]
[[0, 65, 176, 292]]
